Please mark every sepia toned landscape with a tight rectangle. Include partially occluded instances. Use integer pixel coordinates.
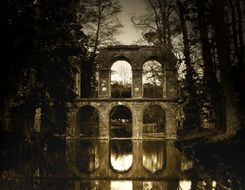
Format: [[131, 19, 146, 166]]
[[0, 0, 245, 189]]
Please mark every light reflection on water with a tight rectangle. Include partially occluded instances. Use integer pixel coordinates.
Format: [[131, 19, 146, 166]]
[[110, 140, 132, 172], [143, 181, 166, 190], [111, 154, 132, 171], [111, 181, 132, 190], [142, 140, 165, 173], [179, 180, 192, 190]]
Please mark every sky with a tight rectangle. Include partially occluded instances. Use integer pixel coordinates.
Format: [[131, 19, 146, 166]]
[[117, 0, 147, 44]]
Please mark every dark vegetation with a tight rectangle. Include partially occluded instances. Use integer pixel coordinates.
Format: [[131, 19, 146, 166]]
[[111, 83, 131, 98], [132, 0, 245, 188]]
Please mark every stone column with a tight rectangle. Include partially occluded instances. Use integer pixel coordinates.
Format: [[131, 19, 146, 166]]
[[132, 69, 143, 98], [163, 68, 167, 99], [99, 104, 110, 138], [75, 70, 81, 98], [66, 108, 78, 137], [165, 106, 177, 139], [131, 108, 137, 139], [132, 104, 143, 139], [98, 69, 110, 98], [166, 70, 177, 99]]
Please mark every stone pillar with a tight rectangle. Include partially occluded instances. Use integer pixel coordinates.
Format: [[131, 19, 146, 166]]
[[132, 109, 137, 139], [132, 69, 143, 98], [163, 69, 167, 99], [67, 108, 77, 137], [132, 105, 142, 139], [34, 107, 41, 133], [98, 69, 110, 98], [99, 104, 110, 138], [166, 70, 177, 99], [75, 70, 81, 98], [165, 106, 177, 139]]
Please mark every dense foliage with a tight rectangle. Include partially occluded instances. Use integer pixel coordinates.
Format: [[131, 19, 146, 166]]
[[133, 0, 245, 135]]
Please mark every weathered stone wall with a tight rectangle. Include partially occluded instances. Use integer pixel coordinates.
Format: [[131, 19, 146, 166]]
[[68, 99, 178, 139], [95, 45, 177, 99]]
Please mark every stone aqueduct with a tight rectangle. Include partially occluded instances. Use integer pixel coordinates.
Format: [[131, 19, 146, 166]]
[[67, 45, 179, 139], [65, 46, 192, 185]]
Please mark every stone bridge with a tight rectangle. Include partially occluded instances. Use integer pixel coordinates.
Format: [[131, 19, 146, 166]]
[[66, 45, 187, 184], [68, 45, 179, 139]]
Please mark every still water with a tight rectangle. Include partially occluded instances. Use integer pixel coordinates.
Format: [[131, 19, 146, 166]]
[[0, 135, 239, 190]]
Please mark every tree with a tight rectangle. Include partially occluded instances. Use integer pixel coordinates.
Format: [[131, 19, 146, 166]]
[[32, 0, 86, 139], [112, 65, 132, 86], [80, 0, 122, 58], [212, 0, 244, 135], [131, 0, 176, 49], [175, 0, 201, 131], [78, 0, 123, 97], [0, 0, 36, 131], [111, 62, 132, 98], [143, 61, 163, 86]]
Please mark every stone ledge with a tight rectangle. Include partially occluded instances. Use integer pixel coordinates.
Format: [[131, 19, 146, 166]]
[[75, 98, 178, 102]]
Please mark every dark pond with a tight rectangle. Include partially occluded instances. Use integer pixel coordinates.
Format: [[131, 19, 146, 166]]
[[0, 133, 244, 190]]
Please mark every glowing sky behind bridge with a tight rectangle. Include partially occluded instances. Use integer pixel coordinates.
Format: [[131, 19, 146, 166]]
[[117, 0, 147, 44]]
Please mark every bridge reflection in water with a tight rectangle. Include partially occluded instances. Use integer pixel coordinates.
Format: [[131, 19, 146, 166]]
[[65, 138, 194, 190]]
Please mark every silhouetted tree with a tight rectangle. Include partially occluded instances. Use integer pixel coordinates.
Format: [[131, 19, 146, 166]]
[[79, 0, 122, 97], [33, 0, 86, 139]]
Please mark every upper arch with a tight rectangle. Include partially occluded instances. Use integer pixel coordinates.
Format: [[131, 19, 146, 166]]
[[96, 45, 177, 70], [110, 56, 132, 68]]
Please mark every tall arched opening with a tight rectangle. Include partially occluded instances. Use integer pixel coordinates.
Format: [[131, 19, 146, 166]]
[[110, 105, 132, 138], [109, 105, 133, 172], [76, 105, 99, 137], [111, 61, 132, 98], [142, 60, 163, 98], [143, 105, 166, 137]]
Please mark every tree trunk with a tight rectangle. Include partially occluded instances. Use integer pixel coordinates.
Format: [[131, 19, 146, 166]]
[[196, 0, 222, 129], [176, 0, 201, 130], [235, 0, 245, 111], [212, 0, 243, 135]]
